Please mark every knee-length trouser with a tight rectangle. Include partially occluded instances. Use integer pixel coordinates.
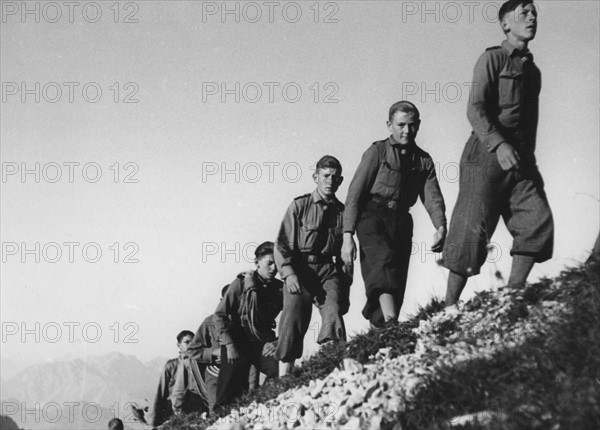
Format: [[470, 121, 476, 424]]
[[248, 354, 279, 391], [275, 262, 349, 363], [443, 135, 554, 277], [357, 200, 414, 327]]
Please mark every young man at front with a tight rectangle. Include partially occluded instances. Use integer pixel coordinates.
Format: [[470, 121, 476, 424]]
[[341, 101, 447, 327], [275, 155, 352, 367], [442, 0, 553, 307]]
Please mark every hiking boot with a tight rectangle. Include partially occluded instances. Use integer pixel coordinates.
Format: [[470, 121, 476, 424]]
[[443, 304, 460, 316]]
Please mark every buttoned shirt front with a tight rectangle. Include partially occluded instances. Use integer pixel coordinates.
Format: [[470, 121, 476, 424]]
[[275, 190, 344, 279], [343, 138, 446, 234], [468, 39, 541, 161]]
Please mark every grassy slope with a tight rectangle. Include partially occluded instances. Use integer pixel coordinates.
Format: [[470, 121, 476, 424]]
[[167, 257, 599, 430]]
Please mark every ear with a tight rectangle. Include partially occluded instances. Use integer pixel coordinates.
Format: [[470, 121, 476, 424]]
[[312, 172, 318, 183], [386, 120, 392, 132], [338, 176, 344, 186], [501, 17, 510, 33]]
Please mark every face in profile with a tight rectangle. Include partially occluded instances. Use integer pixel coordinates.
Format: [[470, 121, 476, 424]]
[[502, 3, 538, 42], [388, 111, 420, 146], [313, 167, 343, 198], [256, 254, 277, 282], [178, 335, 193, 353]]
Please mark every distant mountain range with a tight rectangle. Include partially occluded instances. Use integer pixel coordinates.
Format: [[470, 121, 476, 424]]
[[1, 352, 170, 430]]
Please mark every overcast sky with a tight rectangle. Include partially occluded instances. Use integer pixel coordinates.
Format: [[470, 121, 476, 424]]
[[1, 0, 598, 367]]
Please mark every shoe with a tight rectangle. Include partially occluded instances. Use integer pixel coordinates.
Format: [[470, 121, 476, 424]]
[[283, 360, 295, 375], [443, 304, 460, 316]]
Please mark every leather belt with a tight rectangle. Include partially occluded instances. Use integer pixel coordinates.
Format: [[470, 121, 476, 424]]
[[301, 254, 334, 264], [370, 195, 408, 211]]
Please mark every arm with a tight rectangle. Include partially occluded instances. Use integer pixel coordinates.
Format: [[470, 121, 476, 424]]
[[274, 203, 303, 294], [187, 317, 217, 364], [342, 145, 380, 266], [214, 279, 242, 347], [168, 360, 186, 418], [468, 51, 520, 169], [419, 159, 447, 252], [150, 359, 177, 425], [274, 201, 299, 280], [342, 145, 380, 234], [467, 51, 506, 152]]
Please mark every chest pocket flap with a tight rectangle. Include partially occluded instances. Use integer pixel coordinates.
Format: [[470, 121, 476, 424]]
[[498, 68, 523, 108]]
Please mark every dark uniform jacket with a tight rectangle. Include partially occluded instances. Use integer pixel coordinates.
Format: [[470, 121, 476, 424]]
[[468, 39, 541, 163], [188, 314, 220, 378], [343, 138, 446, 234], [214, 271, 283, 345]]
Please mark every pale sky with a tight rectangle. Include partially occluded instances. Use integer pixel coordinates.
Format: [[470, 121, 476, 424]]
[[1, 0, 599, 367]]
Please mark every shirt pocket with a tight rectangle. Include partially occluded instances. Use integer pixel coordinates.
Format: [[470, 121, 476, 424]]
[[298, 221, 318, 252], [376, 160, 402, 195], [498, 69, 522, 108]]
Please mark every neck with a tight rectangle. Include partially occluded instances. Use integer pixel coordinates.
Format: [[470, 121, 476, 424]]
[[390, 136, 415, 147], [507, 34, 528, 51], [317, 189, 335, 203], [256, 272, 269, 285]]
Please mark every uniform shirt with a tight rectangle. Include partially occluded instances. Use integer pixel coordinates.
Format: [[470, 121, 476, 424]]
[[343, 138, 446, 234], [214, 271, 283, 345], [275, 190, 345, 279], [187, 314, 220, 377], [468, 39, 541, 161]]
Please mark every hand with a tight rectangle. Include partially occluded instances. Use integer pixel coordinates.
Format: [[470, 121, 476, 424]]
[[496, 142, 520, 171], [262, 340, 277, 357], [341, 233, 357, 270], [211, 347, 221, 364], [225, 343, 239, 364], [285, 274, 302, 295], [431, 226, 447, 253]]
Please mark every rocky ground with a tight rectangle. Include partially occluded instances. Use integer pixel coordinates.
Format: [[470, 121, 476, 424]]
[[167, 257, 599, 430]]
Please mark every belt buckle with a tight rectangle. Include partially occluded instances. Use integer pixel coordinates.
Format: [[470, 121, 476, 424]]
[[387, 201, 398, 210]]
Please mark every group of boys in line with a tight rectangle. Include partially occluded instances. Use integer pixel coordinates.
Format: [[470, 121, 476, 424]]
[[134, 1, 555, 428]]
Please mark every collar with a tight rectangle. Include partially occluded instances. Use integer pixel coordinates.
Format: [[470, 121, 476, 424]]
[[502, 39, 533, 61], [387, 136, 417, 155], [254, 271, 271, 288], [311, 189, 340, 207]]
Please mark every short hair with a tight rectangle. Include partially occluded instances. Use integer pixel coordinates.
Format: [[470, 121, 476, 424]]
[[499, 0, 534, 22], [388, 101, 420, 122], [176, 330, 194, 343], [108, 418, 124, 430], [221, 284, 229, 297], [315, 155, 342, 175], [254, 241, 274, 260]]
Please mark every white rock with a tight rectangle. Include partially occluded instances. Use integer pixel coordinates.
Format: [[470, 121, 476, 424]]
[[343, 358, 364, 374]]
